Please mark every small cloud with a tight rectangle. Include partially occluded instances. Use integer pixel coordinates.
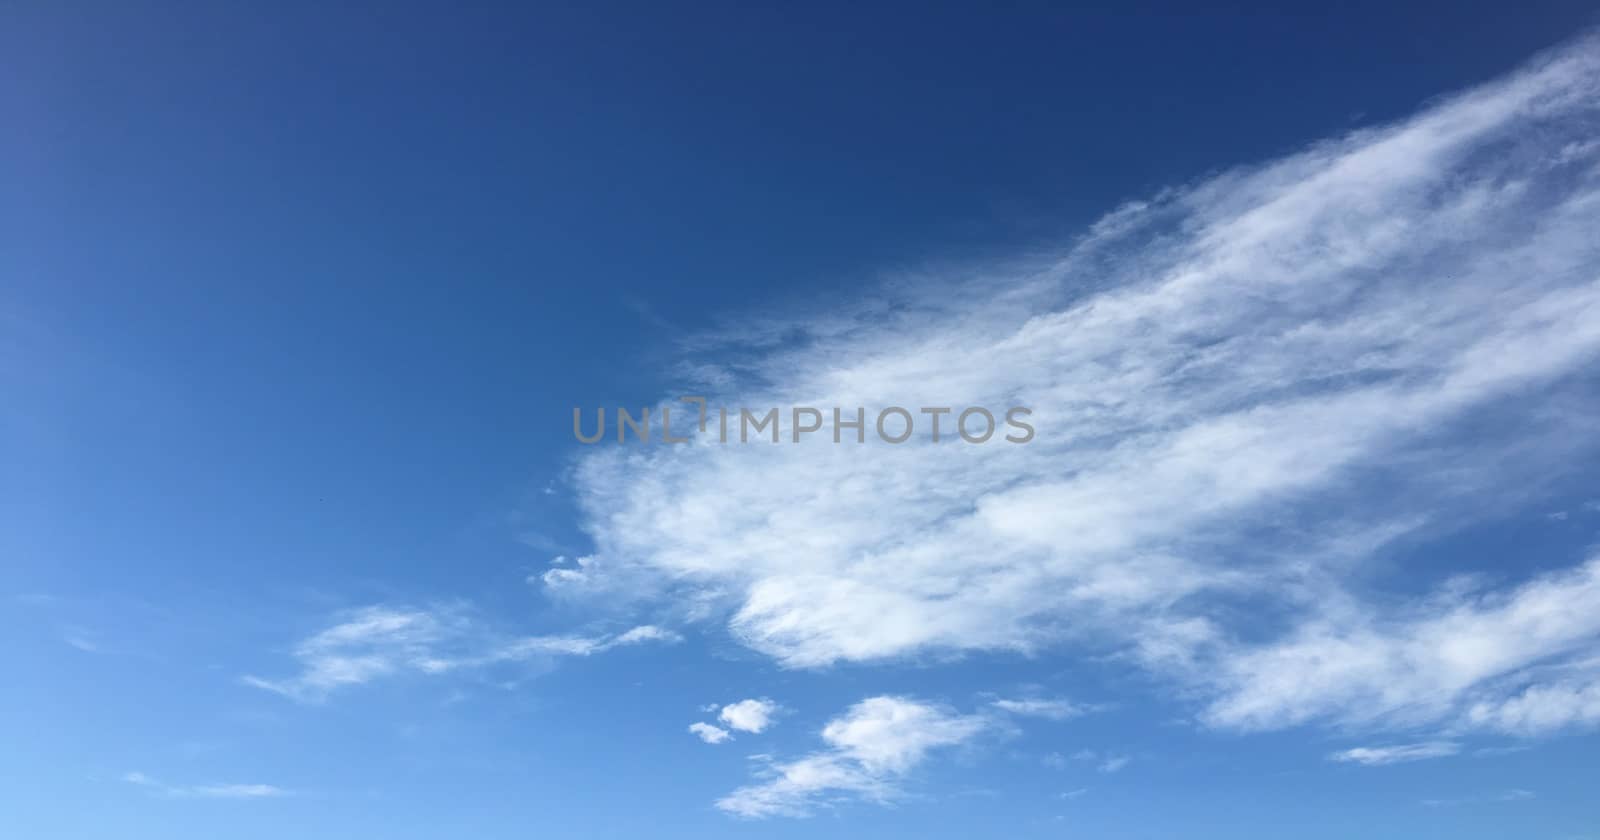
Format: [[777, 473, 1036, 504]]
[[719, 698, 781, 734], [541, 569, 586, 587], [1547, 511, 1570, 521], [611, 625, 682, 646], [1098, 755, 1131, 774], [1058, 788, 1090, 800], [1329, 742, 1460, 766], [540, 555, 600, 590], [63, 634, 99, 653], [123, 772, 287, 799], [1421, 788, 1535, 807], [189, 784, 288, 799], [690, 722, 731, 744], [991, 697, 1090, 720], [1056, 749, 1131, 773]]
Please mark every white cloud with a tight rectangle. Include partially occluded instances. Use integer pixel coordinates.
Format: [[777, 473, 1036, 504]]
[[62, 631, 99, 653], [1421, 788, 1536, 807], [243, 605, 679, 702], [715, 696, 988, 818], [563, 34, 1600, 743], [189, 784, 287, 799], [1198, 557, 1600, 731], [1063, 750, 1131, 773], [612, 625, 682, 646], [1097, 755, 1131, 774], [719, 698, 781, 733], [1328, 742, 1461, 766], [990, 697, 1089, 720], [1463, 672, 1600, 735], [540, 555, 599, 590], [123, 772, 287, 799], [690, 722, 731, 744]]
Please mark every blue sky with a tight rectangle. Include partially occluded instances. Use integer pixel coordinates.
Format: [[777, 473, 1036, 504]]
[[5, 3, 1600, 838]]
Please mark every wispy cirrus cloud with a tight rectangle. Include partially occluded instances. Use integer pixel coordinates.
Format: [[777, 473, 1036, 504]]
[[716, 696, 989, 818], [1421, 788, 1536, 807], [1462, 667, 1600, 735], [1329, 741, 1461, 766], [989, 697, 1091, 721], [123, 771, 287, 799], [1054, 749, 1133, 774], [243, 605, 678, 702], [1201, 558, 1600, 731], [563, 34, 1600, 748], [1096, 755, 1131, 774]]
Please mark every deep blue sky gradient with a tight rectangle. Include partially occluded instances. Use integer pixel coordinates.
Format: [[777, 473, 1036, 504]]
[[4, 3, 1600, 838]]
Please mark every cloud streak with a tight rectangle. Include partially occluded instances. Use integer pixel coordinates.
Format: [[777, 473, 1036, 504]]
[[244, 605, 679, 702], [1328, 741, 1461, 766], [989, 697, 1091, 721], [123, 772, 287, 799]]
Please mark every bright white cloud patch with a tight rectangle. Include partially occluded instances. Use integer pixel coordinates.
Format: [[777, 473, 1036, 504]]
[[689, 722, 731, 744], [569, 36, 1600, 741], [719, 698, 780, 733], [716, 696, 988, 818], [1328, 742, 1461, 766], [243, 606, 678, 702], [539, 554, 600, 589]]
